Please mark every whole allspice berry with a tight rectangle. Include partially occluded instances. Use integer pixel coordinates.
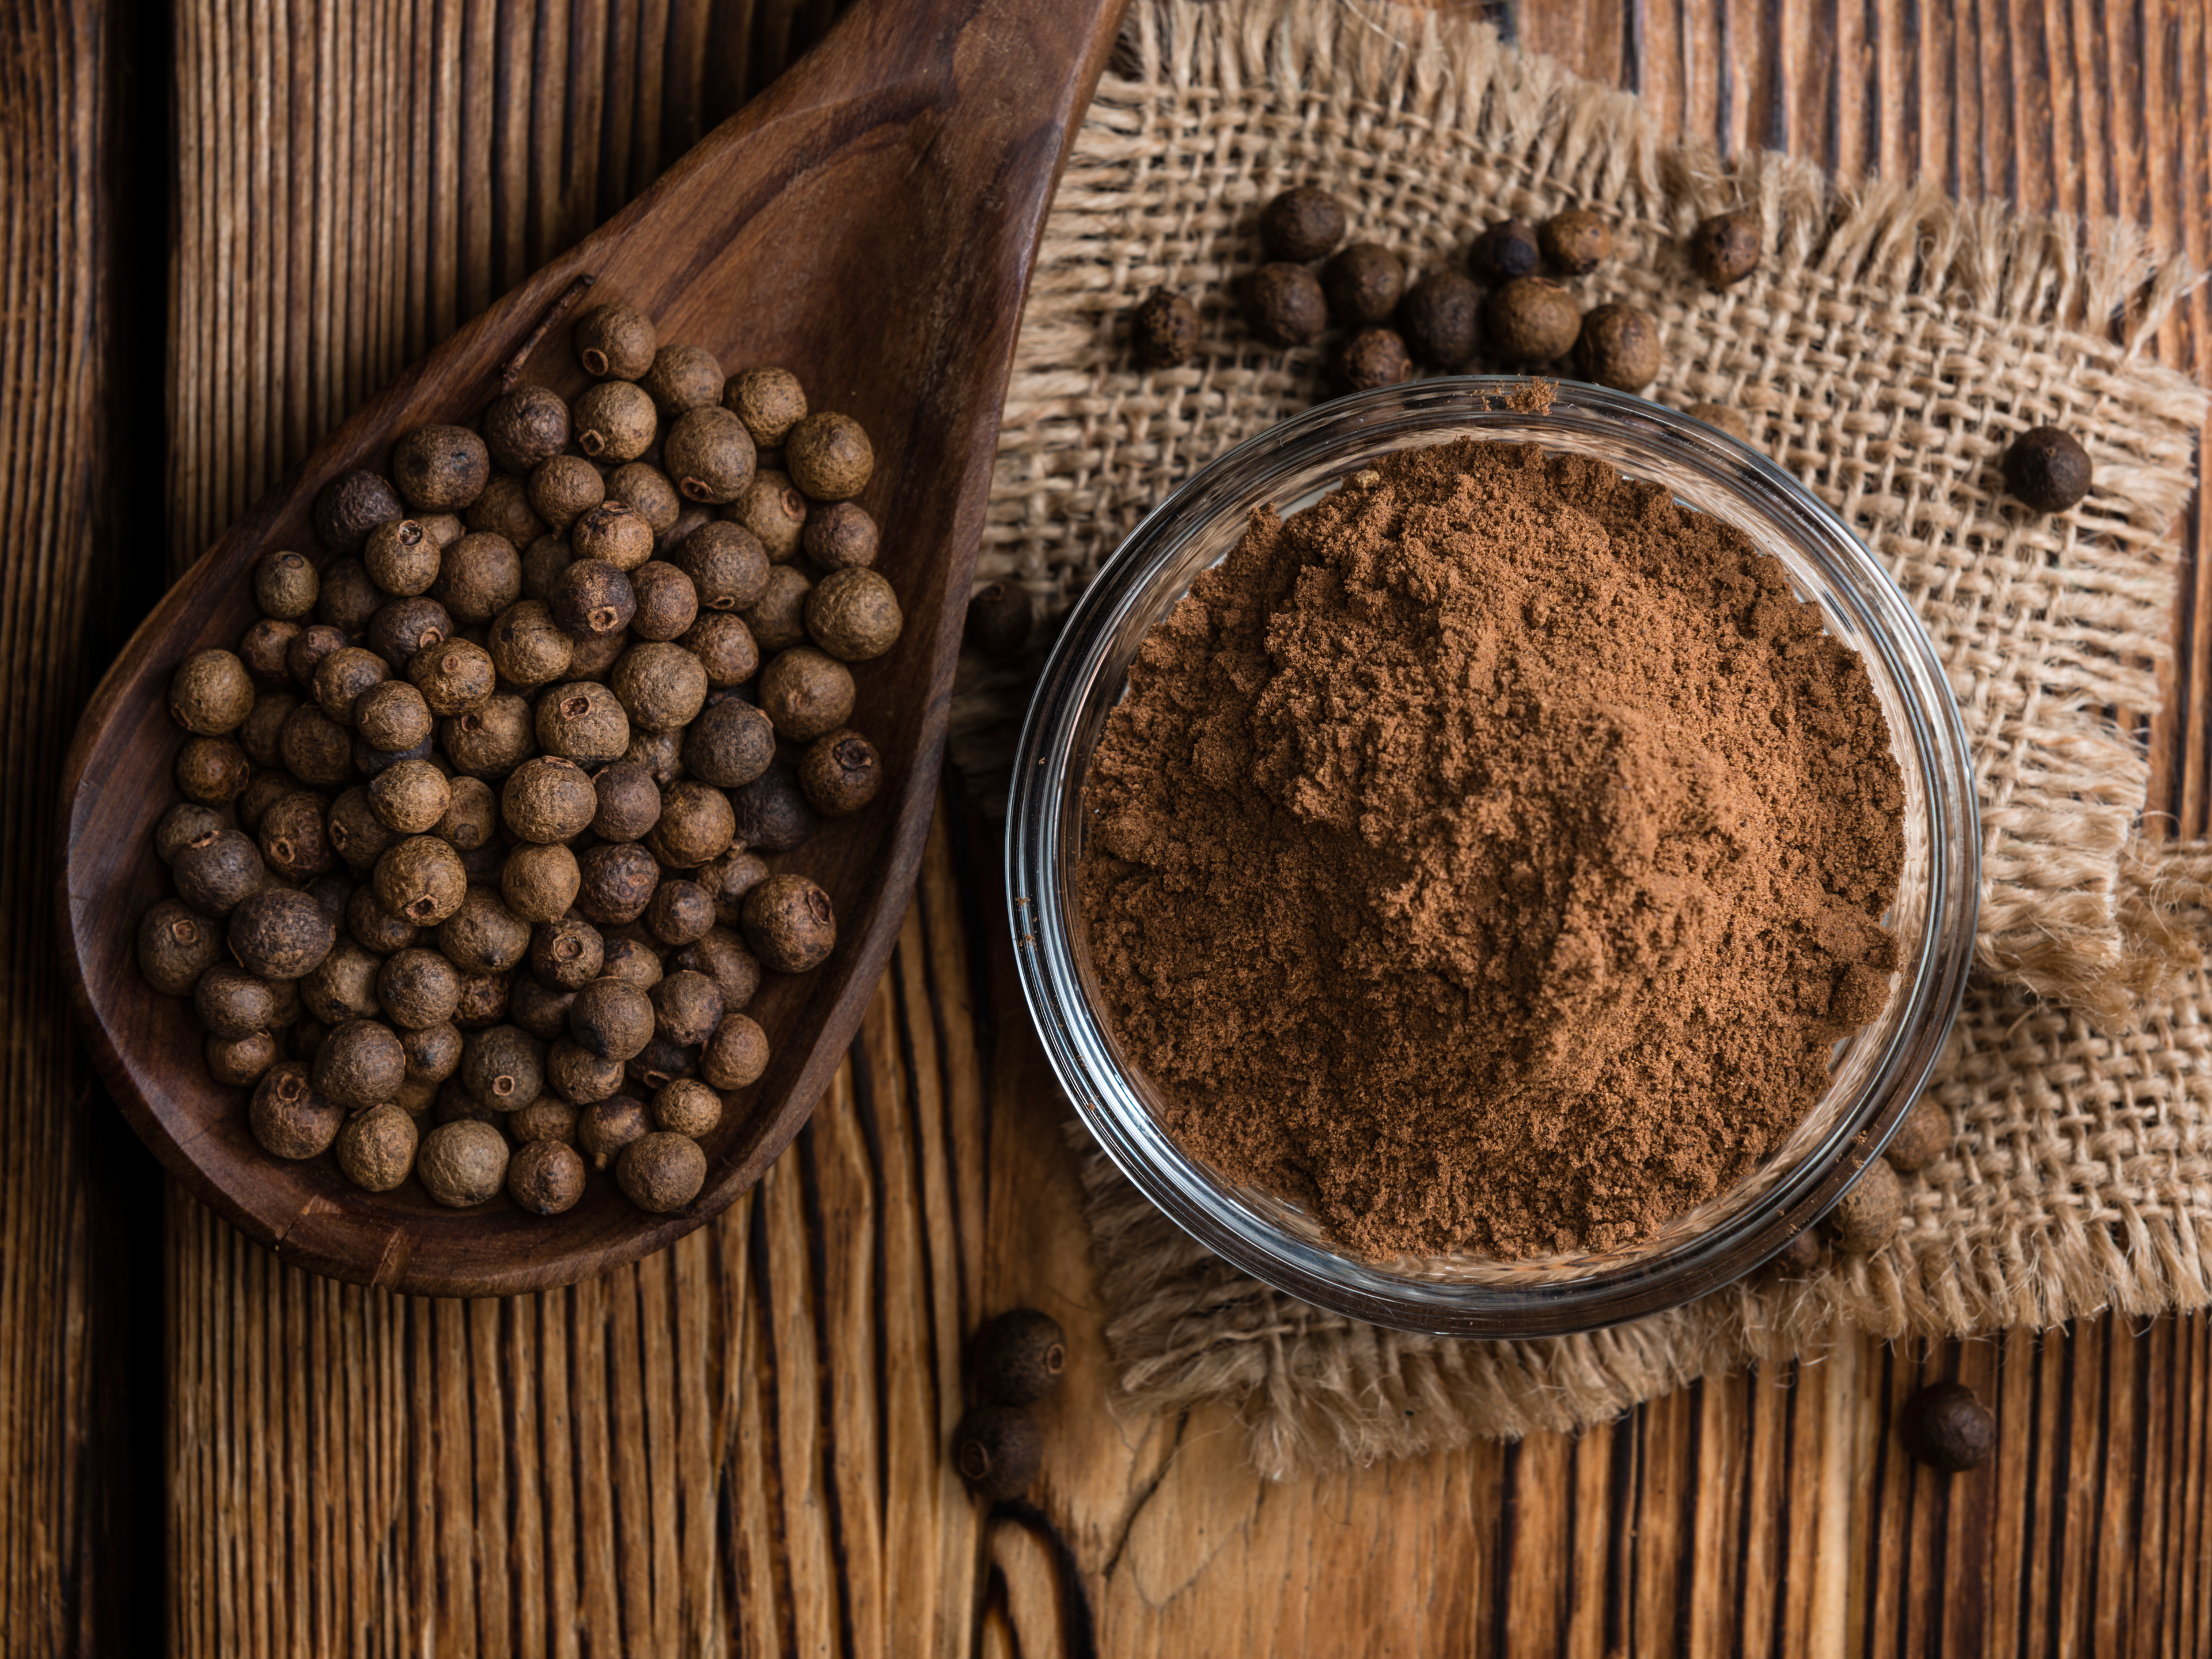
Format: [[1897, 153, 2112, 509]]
[[279, 703, 354, 789], [488, 600, 575, 688], [239, 619, 302, 685], [508, 1140, 587, 1215], [1539, 209, 1612, 275], [1240, 263, 1327, 349], [609, 641, 709, 731], [1397, 271, 1482, 369], [363, 518, 441, 597], [228, 887, 339, 980], [437, 886, 531, 976], [249, 1063, 345, 1160], [335, 1105, 419, 1192], [640, 343, 726, 419], [313, 645, 391, 726], [647, 884, 717, 949], [646, 779, 736, 869], [440, 694, 535, 778], [1468, 218, 1541, 285], [571, 380, 658, 463], [1574, 302, 1662, 392], [971, 1308, 1068, 1406], [1335, 327, 1412, 392], [156, 803, 229, 865], [502, 842, 581, 925], [377, 946, 464, 1028], [2003, 426, 2093, 513], [589, 760, 663, 841], [575, 841, 661, 926], [1258, 185, 1346, 262], [805, 567, 903, 661], [571, 501, 655, 571], [416, 1119, 510, 1207], [610, 463, 680, 535], [570, 977, 657, 1062], [508, 1097, 579, 1145], [259, 790, 336, 881], [354, 680, 433, 752], [1485, 277, 1582, 363], [372, 834, 469, 926], [802, 501, 878, 571], [536, 680, 632, 766], [1688, 209, 1762, 287], [194, 964, 278, 1040], [529, 454, 607, 534], [169, 650, 256, 735], [312, 1017, 407, 1111], [617, 1131, 708, 1213], [469, 474, 548, 548], [1828, 1156, 1904, 1253], [673, 521, 771, 612], [1321, 243, 1406, 325], [548, 558, 638, 642], [650, 970, 725, 1052], [369, 758, 450, 835], [578, 1095, 650, 1171], [1132, 288, 1200, 369], [728, 471, 809, 563], [176, 736, 251, 804], [503, 755, 599, 843], [407, 638, 496, 717], [728, 765, 817, 854], [481, 383, 572, 474], [951, 1404, 1044, 1502], [461, 1023, 545, 1108], [573, 302, 657, 380], [389, 425, 490, 513], [724, 366, 809, 448], [800, 729, 882, 816], [1900, 1381, 1997, 1473], [742, 873, 836, 974], [664, 406, 758, 505], [785, 412, 873, 503], [365, 595, 453, 673], [140, 900, 229, 995], [255, 550, 322, 621], [699, 1012, 769, 1090], [964, 582, 1032, 656], [681, 697, 776, 790], [301, 940, 381, 1024], [208, 1031, 279, 1087], [313, 469, 405, 556], [1881, 1098, 1950, 1175], [759, 647, 857, 741], [323, 555, 389, 635], [682, 613, 762, 688], [740, 566, 812, 654], [1684, 401, 1753, 444], [531, 914, 606, 991], [626, 560, 699, 642], [432, 531, 522, 625], [652, 1077, 724, 1138]]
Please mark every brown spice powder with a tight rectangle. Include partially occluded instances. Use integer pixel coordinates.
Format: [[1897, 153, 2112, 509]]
[[1077, 438, 1905, 1260]]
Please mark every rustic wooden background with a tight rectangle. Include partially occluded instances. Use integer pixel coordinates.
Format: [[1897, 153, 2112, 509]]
[[6, 0, 2209, 1653]]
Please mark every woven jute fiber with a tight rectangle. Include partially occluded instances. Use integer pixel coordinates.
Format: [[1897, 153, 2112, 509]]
[[952, 0, 2212, 1472]]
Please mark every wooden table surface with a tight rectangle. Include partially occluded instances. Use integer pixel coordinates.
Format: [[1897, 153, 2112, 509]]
[[6, 1, 2209, 1654]]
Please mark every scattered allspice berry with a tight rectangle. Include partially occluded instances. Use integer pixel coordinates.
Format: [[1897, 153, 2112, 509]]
[[1467, 218, 1540, 285], [1828, 1156, 1904, 1253], [1688, 209, 1762, 287], [1900, 1381, 1997, 1472], [951, 1404, 1043, 1502], [481, 384, 571, 474], [1240, 263, 1327, 349], [1132, 288, 1200, 368], [574, 302, 657, 380], [1321, 243, 1405, 325], [578, 1096, 650, 1171], [617, 1131, 707, 1213], [1882, 1099, 1950, 1174], [1574, 302, 1662, 392], [2003, 426, 2092, 513], [1397, 271, 1481, 369], [964, 582, 1032, 656], [1486, 278, 1581, 364], [1539, 209, 1612, 275], [1335, 327, 1412, 393], [1257, 185, 1345, 263], [639, 343, 726, 419], [970, 1308, 1067, 1406]]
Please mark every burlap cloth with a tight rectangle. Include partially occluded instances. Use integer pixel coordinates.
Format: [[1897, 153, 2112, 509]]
[[950, 0, 2212, 1473]]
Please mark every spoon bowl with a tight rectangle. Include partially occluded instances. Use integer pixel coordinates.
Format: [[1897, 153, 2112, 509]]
[[60, 0, 1124, 1296]]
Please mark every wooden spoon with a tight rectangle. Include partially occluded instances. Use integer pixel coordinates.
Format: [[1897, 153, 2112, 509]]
[[61, 0, 1126, 1297]]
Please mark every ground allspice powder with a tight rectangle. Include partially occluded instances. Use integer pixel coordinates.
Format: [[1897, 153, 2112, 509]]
[[1077, 438, 1904, 1260]]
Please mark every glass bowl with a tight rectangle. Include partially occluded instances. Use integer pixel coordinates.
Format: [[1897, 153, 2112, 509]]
[[1006, 379, 1979, 1339]]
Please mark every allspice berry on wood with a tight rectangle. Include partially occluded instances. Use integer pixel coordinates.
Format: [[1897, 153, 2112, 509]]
[[617, 1131, 707, 1213], [1132, 288, 1200, 368], [724, 366, 809, 448], [785, 412, 874, 503], [1688, 209, 1762, 287], [805, 567, 903, 662], [509, 1140, 587, 1215], [170, 650, 255, 735], [390, 425, 490, 513], [336, 1106, 418, 1192], [971, 1308, 1067, 1407], [418, 1119, 510, 1207], [742, 874, 836, 974], [1901, 1381, 1997, 1472], [800, 729, 882, 816], [315, 470, 405, 556], [2003, 426, 2092, 513], [574, 302, 657, 381], [250, 1063, 344, 1160], [1257, 185, 1345, 263], [951, 1404, 1043, 1502]]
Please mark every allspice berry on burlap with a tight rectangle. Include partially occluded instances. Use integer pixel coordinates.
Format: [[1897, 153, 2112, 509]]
[[176, 737, 251, 804], [641, 343, 725, 418], [800, 729, 881, 816], [728, 471, 809, 562], [1240, 263, 1327, 349], [1132, 288, 1200, 368], [573, 499, 656, 571], [617, 1131, 707, 1213], [1883, 1099, 1950, 1174], [652, 1077, 723, 1138], [417, 1119, 510, 1207], [760, 647, 856, 741], [1486, 277, 1581, 363], [172, 827, 265, 917], [509, 1140, 586, 1215], [250, 1063, 344, 1159], [578, 1095, 650, 1170], [804, 567, 903, 662], [699, 1012, 770, 1090], [627, 561, 699, 641], [315, 469, 405, 556], [529, 454, 607, 533], [1322, 243, 1406, 325], [229, 888, 339, 980], [971, 1308, 1067, 1406], [1539, 209, 1612, 275], [1828, 1156, 1904, 1252], [740, 566, 812, 654], [951, 1404, 1043, 1502], [1335, 327, 1412, 392], [574, 302, 657, 380], [548, 558, 637, 643], [576, 841, 660, 926], [664, 406, 758, 505], [536, 680, 632, 766], [965, 582, 1032, 656], [572, 379, 658, 463], [313, 1017, 407, 1111], [1685, 401, 1753, 443], [141, 900, 229, 994], [336, 1105, 418, 1192], [1773, 1229, 1823, 1272], [724, 366, 809, 448], [785, 412, 873, 503], [803, 501, 878, 571], [391, 425, 490, 513], [743, 873, 836, 974], [1901, 1381, 1997, 1473], [482, 383, 572, 474], [1574, 302, 1662, 392], [372, 834, 468, 926], [2003, 426, 2093, 513], [1688, 209, 1762, 287], [1259, 185, 1345, 262], [171, 649, 256, 734], [1397, 271, 1481, 369], [1468, 217, 1540, 284], [728, 764, 817, 854]]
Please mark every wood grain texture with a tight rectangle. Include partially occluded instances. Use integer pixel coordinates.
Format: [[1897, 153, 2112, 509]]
[[132, 0, 2212, 1655]]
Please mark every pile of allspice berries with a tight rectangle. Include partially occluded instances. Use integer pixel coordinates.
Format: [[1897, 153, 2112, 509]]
[[138, 300, 903, 1219]]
